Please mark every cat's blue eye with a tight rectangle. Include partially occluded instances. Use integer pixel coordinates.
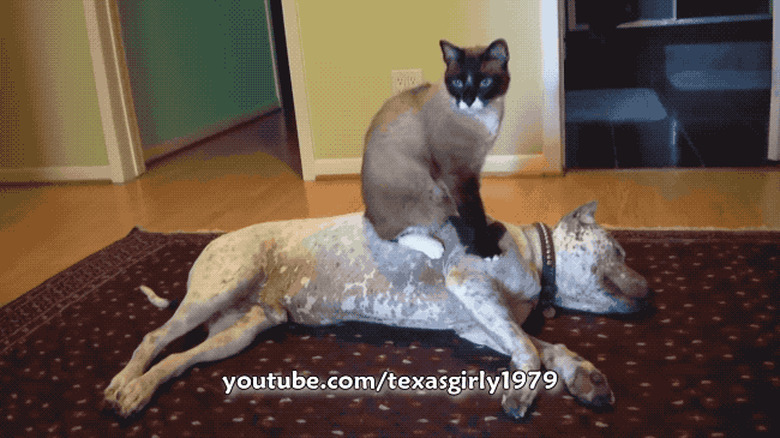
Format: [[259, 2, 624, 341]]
[[452, 79, 464, 88], [480, 77, 493, 88]]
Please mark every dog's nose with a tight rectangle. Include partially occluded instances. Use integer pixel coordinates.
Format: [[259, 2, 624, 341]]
[[590, 392, 615, 408], [623, 268, 649, 299], [631, 290, 656, 316], [628, 281, 649, 300]]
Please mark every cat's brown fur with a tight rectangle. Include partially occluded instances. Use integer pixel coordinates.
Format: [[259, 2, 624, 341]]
[[361, 39, 510, 258]]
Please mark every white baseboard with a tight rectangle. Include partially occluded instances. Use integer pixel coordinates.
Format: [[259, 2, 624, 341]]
[[143, 103, 281, 163], [0, 165, 113, 183], [482, 154, 539, 174], [0, 153, 549, 183], [313, 154, 547, 178], [314, 157, 363, 176]]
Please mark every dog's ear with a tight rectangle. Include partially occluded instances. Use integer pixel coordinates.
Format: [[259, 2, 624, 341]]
[[572, 201, 598, 225]]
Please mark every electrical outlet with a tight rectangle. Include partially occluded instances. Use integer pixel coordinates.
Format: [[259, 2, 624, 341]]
[[391, 69, 423, 95]]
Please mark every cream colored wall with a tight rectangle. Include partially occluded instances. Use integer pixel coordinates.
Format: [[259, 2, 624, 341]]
[[293, 0, 543, 161], [0, 1, 108, 169]]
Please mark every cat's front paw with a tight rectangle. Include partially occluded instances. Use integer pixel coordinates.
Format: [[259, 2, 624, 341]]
[[476, 241, 502, 259], [472, 234, 503, 259], [472, 222, 506, 258], [398, 234, 445, 259]]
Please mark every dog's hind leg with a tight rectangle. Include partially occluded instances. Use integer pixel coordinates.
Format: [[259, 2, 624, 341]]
[[104, 276, 258, 409], [104, 303, 214, 408], [530, 336, 614, 407], [113, 303, 285, 417]]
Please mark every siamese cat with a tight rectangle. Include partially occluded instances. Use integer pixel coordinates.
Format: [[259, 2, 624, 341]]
[[361, 39, 510, 259]]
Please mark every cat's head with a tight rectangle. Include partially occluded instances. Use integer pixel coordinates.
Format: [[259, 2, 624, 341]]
[[440, 39, 510, 110]]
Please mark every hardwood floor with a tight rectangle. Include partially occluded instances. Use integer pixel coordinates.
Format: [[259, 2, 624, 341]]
[[1, 111, 778, 305]]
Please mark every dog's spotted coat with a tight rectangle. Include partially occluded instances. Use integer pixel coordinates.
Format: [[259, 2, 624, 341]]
[[104, 202, 649, 419]]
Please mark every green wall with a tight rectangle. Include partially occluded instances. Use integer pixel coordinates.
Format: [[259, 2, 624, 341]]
[[117, 0, 279, 149]]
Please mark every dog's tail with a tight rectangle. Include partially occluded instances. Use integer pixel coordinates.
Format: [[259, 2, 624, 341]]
[[138, 285, 173, 309]]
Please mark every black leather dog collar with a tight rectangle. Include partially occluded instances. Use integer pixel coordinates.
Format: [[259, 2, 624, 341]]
[[534, 222, 557, 317]]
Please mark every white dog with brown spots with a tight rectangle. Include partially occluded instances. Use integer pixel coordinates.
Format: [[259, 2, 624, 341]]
[[104, 201, 649, 419]]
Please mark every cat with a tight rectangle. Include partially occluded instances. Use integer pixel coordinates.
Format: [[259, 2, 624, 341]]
[[361, 39, 510, 259]]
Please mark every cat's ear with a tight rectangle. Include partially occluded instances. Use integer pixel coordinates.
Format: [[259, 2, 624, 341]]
[[440, 40, 462, 64], [485, 39, 509, 64]]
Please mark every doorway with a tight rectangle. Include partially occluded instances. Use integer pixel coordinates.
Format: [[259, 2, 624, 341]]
[[268, 0, 297, 133], [114, 0, 301, 175], [563, 0, 774, 169]]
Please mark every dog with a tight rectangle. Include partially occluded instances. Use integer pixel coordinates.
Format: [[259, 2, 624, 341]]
[[104, 201, 649, 419]]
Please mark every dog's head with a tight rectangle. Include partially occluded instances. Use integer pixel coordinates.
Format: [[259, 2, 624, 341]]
[[552, 201, 650, 314]]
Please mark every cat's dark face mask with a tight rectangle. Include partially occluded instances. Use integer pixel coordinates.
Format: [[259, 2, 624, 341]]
[[440, 39, 510, 109]]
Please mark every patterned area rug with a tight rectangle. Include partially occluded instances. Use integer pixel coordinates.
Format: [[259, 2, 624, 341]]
[[0, 227, 777, 437]]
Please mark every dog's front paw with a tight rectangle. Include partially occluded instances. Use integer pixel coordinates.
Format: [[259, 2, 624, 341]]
[[500, 383, 540, 419], [566, 362, 614, 408], [544, 343, 615, 408]]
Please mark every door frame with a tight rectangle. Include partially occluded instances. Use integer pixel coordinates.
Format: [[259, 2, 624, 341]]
[[82, 0, 145, 184], [540, 0, 566, 172], [279, 0, 316, 180], [768, 4, 780, 161]]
